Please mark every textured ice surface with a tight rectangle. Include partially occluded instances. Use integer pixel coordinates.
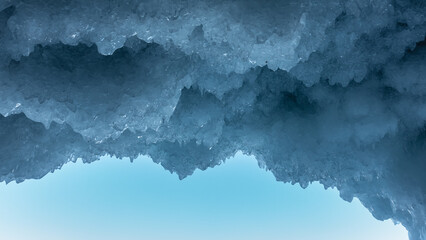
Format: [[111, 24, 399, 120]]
[[0, 0, 425, 239]]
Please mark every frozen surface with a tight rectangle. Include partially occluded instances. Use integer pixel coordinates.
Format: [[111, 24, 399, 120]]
[[0, 0, 425, 239]]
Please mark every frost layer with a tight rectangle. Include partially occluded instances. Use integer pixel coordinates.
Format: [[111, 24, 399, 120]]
[[0, 1, 425, 239]]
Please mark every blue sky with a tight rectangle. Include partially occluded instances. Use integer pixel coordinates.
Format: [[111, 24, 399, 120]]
[[0, 152, 408, 240]]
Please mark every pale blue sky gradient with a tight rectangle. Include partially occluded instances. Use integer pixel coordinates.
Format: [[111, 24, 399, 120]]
[[0, 153, 408, 240]]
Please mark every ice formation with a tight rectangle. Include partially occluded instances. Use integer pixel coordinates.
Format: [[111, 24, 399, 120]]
[[0, 0, 425, 239]]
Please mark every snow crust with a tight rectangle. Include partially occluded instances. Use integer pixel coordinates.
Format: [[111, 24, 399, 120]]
[[0, 0, 425, 239]]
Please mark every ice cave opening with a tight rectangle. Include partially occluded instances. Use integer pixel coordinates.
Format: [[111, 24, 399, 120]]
[[0, 153, 409, 240]]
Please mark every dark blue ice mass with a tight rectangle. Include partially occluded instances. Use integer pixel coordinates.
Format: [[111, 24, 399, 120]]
[[0, 1, 425, 239]]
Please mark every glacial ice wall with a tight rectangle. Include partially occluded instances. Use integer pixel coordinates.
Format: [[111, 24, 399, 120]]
[[0, 0, 425, 239]]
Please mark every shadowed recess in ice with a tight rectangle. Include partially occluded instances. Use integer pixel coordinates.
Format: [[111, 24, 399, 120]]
[[0, 0, 425, 239]]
